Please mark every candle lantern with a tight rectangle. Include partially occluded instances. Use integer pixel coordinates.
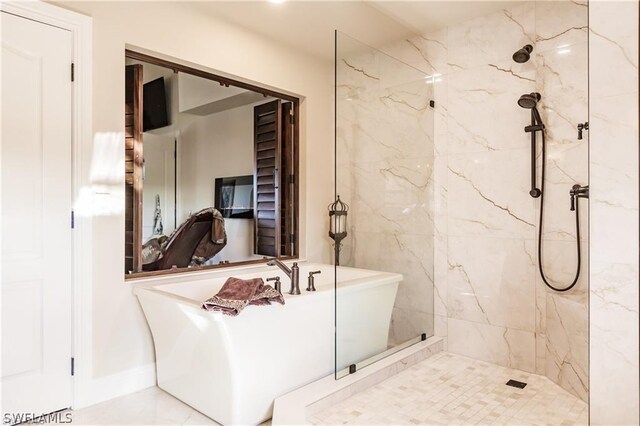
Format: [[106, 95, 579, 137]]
[[328, 195, 349, 265]]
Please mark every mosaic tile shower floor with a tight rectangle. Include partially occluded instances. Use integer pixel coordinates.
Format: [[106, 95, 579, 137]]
[[310, 352, 588, 425]]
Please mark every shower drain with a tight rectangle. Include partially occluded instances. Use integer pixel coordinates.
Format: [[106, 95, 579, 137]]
[[506, 379, 527, 389]]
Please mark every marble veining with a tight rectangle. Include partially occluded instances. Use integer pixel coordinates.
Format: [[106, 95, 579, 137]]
[[446, 3, 535, 72], [589, 1, 640, 412], [546, 293, 589, 402], [338, 2, 620, 411], [336, 32, 435, 354], [588, 3, 639, 421], [375, 0, 591, 398], [447, 237, 536, 332], [447, 149, 535, 239]]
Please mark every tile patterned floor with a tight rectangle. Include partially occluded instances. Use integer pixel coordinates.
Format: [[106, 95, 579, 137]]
[[45, 352, 587, 425], [310, 352, 588, 425]]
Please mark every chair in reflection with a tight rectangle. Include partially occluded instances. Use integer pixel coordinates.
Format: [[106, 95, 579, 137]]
[[142, 208, 227, 271]]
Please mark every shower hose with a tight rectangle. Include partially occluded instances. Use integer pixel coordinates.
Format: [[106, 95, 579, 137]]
[[537, 130, 581, 292]]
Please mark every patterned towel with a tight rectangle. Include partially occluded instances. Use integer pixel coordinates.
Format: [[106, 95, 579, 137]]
[[249, 282, 286, 306], [202, 277, 284, 316]]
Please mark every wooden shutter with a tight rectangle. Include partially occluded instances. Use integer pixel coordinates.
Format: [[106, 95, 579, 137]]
[[125, 65, 143, 273], [254, 100, 282, 257], [280, 102, 294, 256]]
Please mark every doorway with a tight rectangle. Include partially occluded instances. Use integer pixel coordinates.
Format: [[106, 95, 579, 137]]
[[1, 11, 74, 421]]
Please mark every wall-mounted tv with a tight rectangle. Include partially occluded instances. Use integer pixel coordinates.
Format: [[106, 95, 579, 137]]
[[143, 77, 169, 131], [214, 175, 254, 219]]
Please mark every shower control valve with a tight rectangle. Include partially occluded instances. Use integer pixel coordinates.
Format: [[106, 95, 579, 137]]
[[577, 122, 589, 140], [570, 184, 589, 211]]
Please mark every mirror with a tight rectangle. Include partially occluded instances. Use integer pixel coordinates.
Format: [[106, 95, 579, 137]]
[[124, 51, 298, 276]]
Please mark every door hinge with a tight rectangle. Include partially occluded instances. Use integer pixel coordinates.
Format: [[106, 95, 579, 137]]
[[71, 63, 75, 82], [71, 210, 75, 229], [290, 233, 296, 244], [289, 174, 295, 184], [71, 357, 75, 376], [289, 107, 294, 117]]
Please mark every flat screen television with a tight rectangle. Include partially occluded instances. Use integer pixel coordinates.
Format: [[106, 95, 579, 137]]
[[214, 175, 254, 219], [143, 77, 169, 131]]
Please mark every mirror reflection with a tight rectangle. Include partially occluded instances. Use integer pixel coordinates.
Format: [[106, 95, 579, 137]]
[[124, 52, 298, 275]]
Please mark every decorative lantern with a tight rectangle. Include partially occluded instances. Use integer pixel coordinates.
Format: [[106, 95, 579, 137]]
[[328, 195, 349, 265]]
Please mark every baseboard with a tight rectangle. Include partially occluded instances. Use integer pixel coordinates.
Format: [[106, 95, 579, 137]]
[[80, 363, 157, 409]]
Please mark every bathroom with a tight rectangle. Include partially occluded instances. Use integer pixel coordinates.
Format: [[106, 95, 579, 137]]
[[0, 0, 637, 425]]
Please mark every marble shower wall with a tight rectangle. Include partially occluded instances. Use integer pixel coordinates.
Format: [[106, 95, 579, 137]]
[[375, 1, 590, 399], [335, 33, 435, 355], [535, 1, 589, 402], [588, 1, 639, 424]]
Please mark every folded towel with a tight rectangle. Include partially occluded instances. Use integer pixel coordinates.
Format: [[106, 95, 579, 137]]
[[249, 282, 285, 307], [202, 277, 284, 316]]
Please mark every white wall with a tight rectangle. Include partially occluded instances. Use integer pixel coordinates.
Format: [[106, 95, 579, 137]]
[[142, 132, 176, 240], [54, 0, 335, 383], [178, 101, 265, 264], [589, 1, 639, 423], [179, 102, 255, 220], [130, 61, 178, 240]]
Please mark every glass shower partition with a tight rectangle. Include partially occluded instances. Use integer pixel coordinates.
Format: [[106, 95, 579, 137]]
[[334, 32, 436, 378]]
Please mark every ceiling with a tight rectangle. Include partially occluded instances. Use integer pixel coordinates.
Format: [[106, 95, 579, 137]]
[[192, 1, 521, 62], [191, 1, 414, 62], [369, 1, 520, 35]]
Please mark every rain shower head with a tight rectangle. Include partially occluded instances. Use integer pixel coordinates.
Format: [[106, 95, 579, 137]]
[[518, 92, 541, 109], [512, 44, 533, 63]]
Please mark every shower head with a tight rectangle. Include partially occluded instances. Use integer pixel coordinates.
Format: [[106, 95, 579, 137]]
[[512, 44, 533, 63], [518, 92, 541, 109]]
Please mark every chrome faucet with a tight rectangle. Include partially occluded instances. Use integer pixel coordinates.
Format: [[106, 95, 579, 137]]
[[266, 259, 300, 295]]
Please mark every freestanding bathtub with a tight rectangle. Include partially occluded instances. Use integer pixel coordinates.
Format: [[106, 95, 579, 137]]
[[133, 261, 400, 425]]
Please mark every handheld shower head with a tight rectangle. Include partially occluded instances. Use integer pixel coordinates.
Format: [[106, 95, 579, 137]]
[[518, 92, 541, 109], [520, 92, 544, 200], [512, 44, 533, 63]]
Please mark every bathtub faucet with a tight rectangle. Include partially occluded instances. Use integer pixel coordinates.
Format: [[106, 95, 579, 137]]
[[266, 259, 300, 295]]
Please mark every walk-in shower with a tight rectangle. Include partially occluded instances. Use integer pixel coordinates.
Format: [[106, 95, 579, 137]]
[[333, 0, 591, 407], [518, 91, 589, 292]]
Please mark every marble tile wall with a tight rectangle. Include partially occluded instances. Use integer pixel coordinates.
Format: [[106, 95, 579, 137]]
[[378, 1, 590, 397], [337, 1, 638, 419], [588, 1, 639, 424], [339, 6, 640, 416], [546, 293, 588, 401], [534, 0, 590, 402], [335, 33, 435, 356]]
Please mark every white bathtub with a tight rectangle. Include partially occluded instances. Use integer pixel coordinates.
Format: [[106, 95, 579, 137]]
[[133, 261, 400, 425]]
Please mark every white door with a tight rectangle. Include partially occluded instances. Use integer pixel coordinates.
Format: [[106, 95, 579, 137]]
[[1, 11, 73, 420]]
